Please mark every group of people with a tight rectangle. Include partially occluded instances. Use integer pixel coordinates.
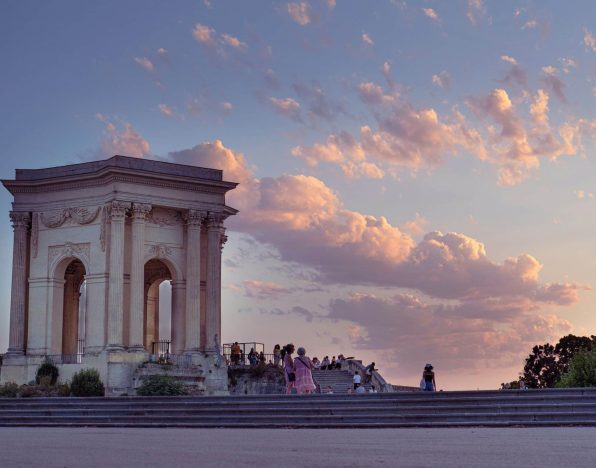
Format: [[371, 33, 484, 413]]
[[280, 343, 317, 395]]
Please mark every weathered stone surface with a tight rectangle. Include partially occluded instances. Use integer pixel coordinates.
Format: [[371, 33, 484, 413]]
[[227, 365, 286, 395]]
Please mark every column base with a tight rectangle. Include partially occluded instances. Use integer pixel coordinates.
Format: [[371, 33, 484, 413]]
[[5, 348, 25, 357], [128, 345, 146, 353], [106, 345, 125, 352]]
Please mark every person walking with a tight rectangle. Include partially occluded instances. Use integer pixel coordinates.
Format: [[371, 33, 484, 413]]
[[230, 342, 241, 365], [282, 344, 296, 394], [353, 371, 361, 390], [273, 344, 282, 367], [294, 347, 317, 394], [422, 364, 436, 391], [364, 362, 377, 384]]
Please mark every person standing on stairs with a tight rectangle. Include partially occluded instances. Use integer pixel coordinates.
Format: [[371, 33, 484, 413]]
[[353, 371, 361, 390], [282, 344, 296, 394], [294, 347, 317, 394], [422, 364, 436, 391]]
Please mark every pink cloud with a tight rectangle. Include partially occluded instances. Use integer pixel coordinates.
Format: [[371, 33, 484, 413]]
[[133, 57, 155, 73], [583, 28, 596, 51], [327, 292, 574, 381], [167, 140, 584, 308], [361, 32, 374, 46], [95, 114, 151, 158], [466, 0, 486, 26], [287, 2, 312, 26], [431, 71, 451, 90], [158, 104, 174, 118], [269, 97, 302, 121], [192, 23, 215, 46], [242, 280, 291, 299], [422, 8, 440, 22]]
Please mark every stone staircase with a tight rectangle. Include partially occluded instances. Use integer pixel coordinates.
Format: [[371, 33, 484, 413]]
[[1, 388, 596, 428], [312, 369, 372, 394]]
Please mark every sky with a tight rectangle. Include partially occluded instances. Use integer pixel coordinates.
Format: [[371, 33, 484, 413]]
[[1, 0, 596, 390]]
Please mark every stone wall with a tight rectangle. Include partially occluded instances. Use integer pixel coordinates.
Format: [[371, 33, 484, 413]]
[[227, 365, 286, 395]]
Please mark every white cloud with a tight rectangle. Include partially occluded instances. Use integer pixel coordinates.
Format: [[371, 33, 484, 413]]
[[287, 2, 312, 26], [133, 57, 155, 73]]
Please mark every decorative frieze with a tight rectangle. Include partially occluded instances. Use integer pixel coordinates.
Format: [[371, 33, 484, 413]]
[[40, 206, 100, 228], [147, 207, 183, 226], [48, 242, 90, 270], [146, 243, 173, 259]]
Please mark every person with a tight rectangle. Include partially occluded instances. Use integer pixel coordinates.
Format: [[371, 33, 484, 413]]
[[353, 371, 361, 390], [369, 385, 377, 393], [324, 385, 333, 394], [355, 385, 366, 394], [364, 362, 377, 383], [258, 351, 266, 365], [230, 342, 241, 365], [294, 347, 317, 394], [312, 357, 320, 369], [422, 363, 436, 391], [248, 348, 258, 366], [335, 354, 344, 369], [519, 378, 527, 390], [330, 356, 336, 370], [273, 344, 281, 367], [320, 356, 330, 370], [282, 343, 296, 394]]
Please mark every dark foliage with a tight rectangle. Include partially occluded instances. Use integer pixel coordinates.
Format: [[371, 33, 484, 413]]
[[557, 350, 596, 388], [136, 375, 187, 396], [70, 369, 105, 397], [36, 361, 59, 386], [522, 334, 596, 388]]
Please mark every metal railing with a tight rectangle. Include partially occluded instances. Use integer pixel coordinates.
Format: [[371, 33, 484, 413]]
[[152, 340, 171, 356], [225, 353, 280, 367]]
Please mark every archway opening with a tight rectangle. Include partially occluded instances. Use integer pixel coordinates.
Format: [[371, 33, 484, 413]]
[[144, 259, 173, 355], [62, 259, 86, 356]]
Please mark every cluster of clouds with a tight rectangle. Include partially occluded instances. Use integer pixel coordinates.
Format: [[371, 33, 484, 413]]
[[289, 58, 596, 186]]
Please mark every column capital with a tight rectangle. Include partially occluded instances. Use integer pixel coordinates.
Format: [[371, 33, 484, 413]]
[[9, 211, 31, 230], [205, 212, 227, 229], [109, 201, 131, 221], [185, 209, 206, 228], [131, 203, 152, 221]]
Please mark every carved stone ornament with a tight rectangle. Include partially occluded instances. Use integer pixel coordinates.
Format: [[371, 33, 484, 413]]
[[40, 206, 100, 228], [146, 207, 183, 226], [109, 201, 130, 221], [9, 211, 31, 230], [130, 203, 152, 221], [99, 205, 108, 252], [206, 212, 226, 229], [48, 242, 90, 273], [146, 243, 173, 259], [220, 233, 228, 252], [185, 209, 205, 228], [31, 213, 39, 258]]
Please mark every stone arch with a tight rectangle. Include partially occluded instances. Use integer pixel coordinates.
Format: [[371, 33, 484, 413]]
[[143, 258, 176, 353], [48, 256, 87, 356]]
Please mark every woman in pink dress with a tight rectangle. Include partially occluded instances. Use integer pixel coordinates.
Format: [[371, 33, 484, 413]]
[[294, 347, 316, 394], [282, 343, 296, 394]]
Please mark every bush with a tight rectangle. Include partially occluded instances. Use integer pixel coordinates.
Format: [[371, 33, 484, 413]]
[[36, 361, 59, 386], [19, 384, 43, 398], [0, 382, 19, 397], [136, 375, 187, 396], [70, 369, 105, 397], [556, 350, 596, 388]]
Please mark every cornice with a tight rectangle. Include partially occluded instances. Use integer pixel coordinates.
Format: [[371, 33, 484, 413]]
[[2, 168, 238, 196]]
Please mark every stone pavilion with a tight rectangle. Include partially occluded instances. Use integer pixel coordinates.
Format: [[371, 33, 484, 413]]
[[1, 156, 237, 394]]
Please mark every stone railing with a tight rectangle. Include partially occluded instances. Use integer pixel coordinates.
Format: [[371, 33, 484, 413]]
[[342, 359, 394, 393]]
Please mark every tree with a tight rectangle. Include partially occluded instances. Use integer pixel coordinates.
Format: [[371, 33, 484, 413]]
[[522, 334, 596, 388], [556, 349, 596, 388]]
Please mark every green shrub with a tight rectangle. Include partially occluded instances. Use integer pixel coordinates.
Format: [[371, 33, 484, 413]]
[[556, 350, 596, 388], [36, 361, 59, 386], [19, 384, 43, 398], [0, 382, 19, 397], [70, 369, 105, 397], [136, 375, 187, 396]]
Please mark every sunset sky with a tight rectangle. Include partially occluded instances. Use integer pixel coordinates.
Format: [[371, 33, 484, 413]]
[[1, 0, 596, 390]]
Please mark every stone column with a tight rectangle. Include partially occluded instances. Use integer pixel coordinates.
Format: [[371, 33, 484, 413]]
[[205, 213, 226, 351], [129, 203, 151, 351], [184, 209, 204, 353], [107, 201, 130, 351], [171, 280, 186, 354], [7, 211, 30, 356]]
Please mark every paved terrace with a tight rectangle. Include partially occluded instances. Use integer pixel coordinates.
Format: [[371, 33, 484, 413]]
[[1, 427, 595, 467]]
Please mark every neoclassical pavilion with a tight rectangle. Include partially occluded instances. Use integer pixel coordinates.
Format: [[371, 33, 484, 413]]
[[1, 156, 237, 393]]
